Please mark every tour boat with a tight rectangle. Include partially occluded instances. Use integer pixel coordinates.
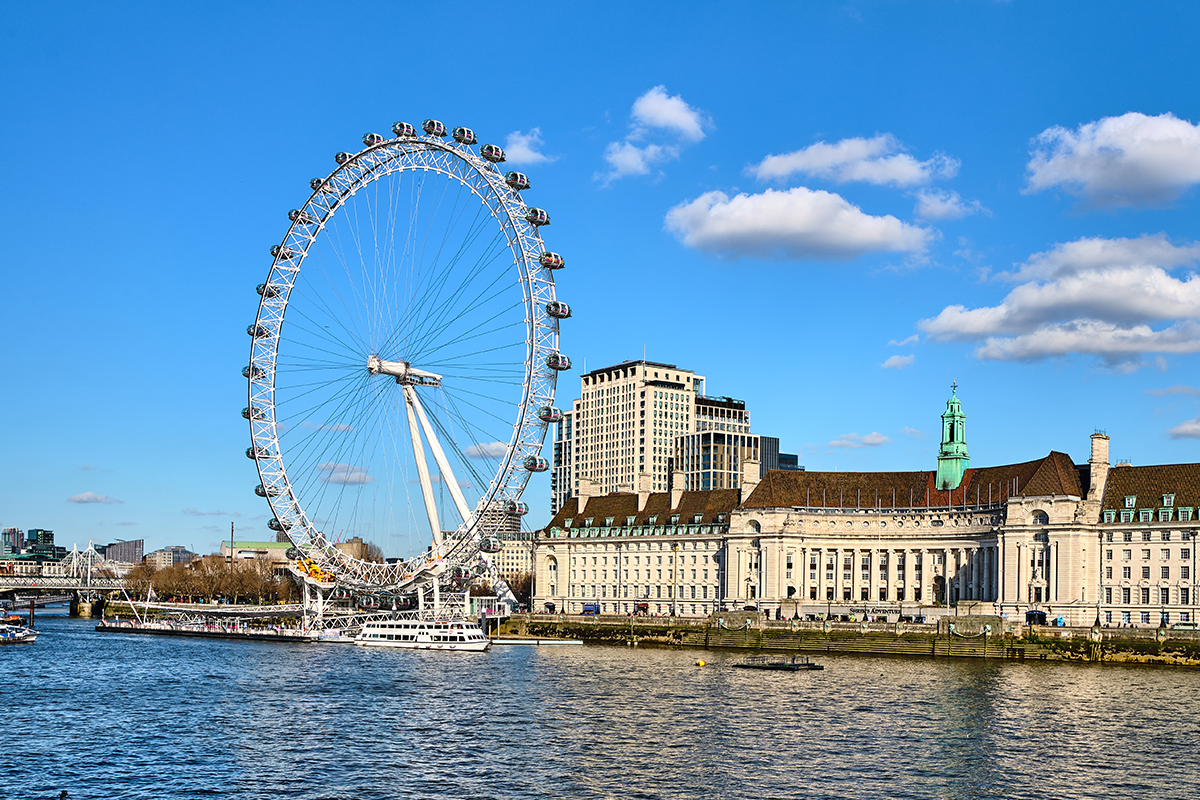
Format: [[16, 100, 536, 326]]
[[355, 617, 490, 651], [0, 624, 39, 644]]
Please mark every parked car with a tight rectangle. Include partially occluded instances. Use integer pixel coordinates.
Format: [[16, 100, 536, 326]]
[[1171, 621, 1198, 630]]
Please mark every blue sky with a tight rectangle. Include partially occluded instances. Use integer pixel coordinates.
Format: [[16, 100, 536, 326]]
[[3, 2, 1199, 556]]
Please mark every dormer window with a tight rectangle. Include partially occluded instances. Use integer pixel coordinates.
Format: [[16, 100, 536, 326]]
[[1103, 510, 1116, 523], [1163, 494, 1175, 507], [693, 513, 703, 524], [716, 513, 727, 524], [564, 519, 573, 528], [625, 516, 636, 526], [584, 517, 593, 527], [1159, 509, 1172, 522], [670, 514, 680, 525], [1125, 496, 1137, 508], [648, 515, 658, 524], [604, 517, 615, 526]]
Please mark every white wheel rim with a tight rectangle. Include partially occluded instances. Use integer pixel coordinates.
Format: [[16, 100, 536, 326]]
[[246, 130, 561, 592]]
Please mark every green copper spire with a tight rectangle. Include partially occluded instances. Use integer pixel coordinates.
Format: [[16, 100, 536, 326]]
[[936, 382, 969, 491]]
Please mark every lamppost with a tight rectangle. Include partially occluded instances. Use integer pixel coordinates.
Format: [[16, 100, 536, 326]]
[[671, 541, 678, 616], [616, 542, 623, 615]]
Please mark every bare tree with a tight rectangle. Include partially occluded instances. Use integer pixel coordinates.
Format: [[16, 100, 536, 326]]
[[364, 541, 385, 564]]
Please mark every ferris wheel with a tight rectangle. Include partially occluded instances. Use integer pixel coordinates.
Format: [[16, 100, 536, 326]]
[[243, 119, 569, 595]]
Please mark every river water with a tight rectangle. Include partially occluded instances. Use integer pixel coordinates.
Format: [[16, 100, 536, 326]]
[[4, 613, 1199, 800]]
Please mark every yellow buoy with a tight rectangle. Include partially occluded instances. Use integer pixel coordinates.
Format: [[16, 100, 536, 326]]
[[695, 659, 706, 667]]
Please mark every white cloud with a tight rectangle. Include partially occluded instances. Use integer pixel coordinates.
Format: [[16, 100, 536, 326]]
[[1026, 112, 1200, 207], [1168, 417, 1200, 439], [829, 432, 891, 449], [914, 189, 985, 221], [631, 86, 708, 141], [504, 128, 555, 165], [1146, 385, 1200, 397], [919, 235, 1200, 365], [752, 134, 958, 187], [901, 426, 924, 439], [318, 462, 374, 485], [598, 86, 707, 184], [67, 492, 122, 504], [465, 441, 507, 459], [183, 508, 241, 517], [665, 187, 931, 261], [889, 334, 919, 346], [302, 420, 354, 432], [601, 141, 678, 179], [881, 354, 914, 369]]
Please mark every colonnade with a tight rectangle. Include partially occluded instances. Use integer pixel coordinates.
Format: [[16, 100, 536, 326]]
[[734, 542, 1001, 606]]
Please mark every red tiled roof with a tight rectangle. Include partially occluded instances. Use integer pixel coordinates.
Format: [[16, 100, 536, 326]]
[[546, 488, 741, 529], [742, 452, 1085, 509], [1100, 463, 1200, 511]]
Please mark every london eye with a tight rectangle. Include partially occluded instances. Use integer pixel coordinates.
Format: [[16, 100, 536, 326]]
[[243, 119, 568, 600]]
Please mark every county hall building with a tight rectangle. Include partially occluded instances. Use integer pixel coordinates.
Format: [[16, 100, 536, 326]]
[[533, 387, 1200, 628]]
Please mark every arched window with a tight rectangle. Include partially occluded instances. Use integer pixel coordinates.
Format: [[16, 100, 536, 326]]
[[748, 520, 761, 533], [1032, 510, 1049, 525]]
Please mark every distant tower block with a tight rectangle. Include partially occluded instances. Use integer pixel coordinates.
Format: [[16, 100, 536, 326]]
[[936, 382, 969, 491]]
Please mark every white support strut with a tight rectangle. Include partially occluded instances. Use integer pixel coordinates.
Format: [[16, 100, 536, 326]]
[[408, 387, 472, 525], [404, 385, 444, 548]]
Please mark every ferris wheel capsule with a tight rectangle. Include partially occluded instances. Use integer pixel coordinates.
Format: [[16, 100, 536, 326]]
[[537, 405, 562, 423], [392, 121, 416, 137], [504, 500, 529, 516], [447, 565, 472, 581], [242, 364, 264, 380], [288, 209, 316, 225], [525, 208, 550, 226], [242, 406, 265, 420], [310, 177, 333, 193], [270, 244, 300, 261], [422, 119, 447, 137], [539, 252, 564, 269], [247, 324, 270, 339], [256, 283, 280, 298], [335, 151, 355, 165], [268, 518, 286, 531], [452, 127, 477, 145], [545, 301, 571, 319], [504, 171, 530, 191], [480, 144, 505, 163], [479, 536, 503, 554], [545, 352, 571, 371], [255, 484, 281, 498], [362, 132, 385, 147], [246, 445, 269, 460], [522, 456, 549, 472]]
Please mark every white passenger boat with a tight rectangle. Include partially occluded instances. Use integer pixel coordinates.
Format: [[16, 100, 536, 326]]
[[355, 617, 490, 651], [0, 624, 39, 644]]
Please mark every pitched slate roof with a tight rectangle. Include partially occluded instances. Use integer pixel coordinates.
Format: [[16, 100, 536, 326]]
[[1100, 463, 1200, 511], [742, 452, 1085, 510], [546, 488, 741, 530]]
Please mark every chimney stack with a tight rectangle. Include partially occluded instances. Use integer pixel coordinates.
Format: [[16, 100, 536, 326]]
[[636, 472, 653, 511], [740, 459, 761, 503], [1088, 432, 1110, 502], [576, 478, 598, 515], [670, 470, 685, 509]]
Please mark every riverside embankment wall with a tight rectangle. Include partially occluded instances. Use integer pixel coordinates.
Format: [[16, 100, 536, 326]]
[[504, 613, 1200, 667]]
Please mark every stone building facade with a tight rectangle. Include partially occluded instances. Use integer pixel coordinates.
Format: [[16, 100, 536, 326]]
[[533, 388, 1200, 627]]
